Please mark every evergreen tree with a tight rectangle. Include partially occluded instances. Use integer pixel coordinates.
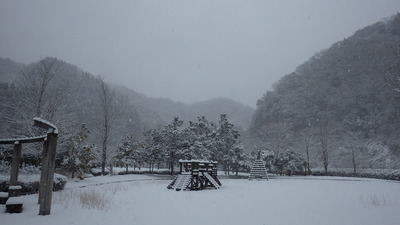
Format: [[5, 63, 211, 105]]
[[229, 144, 248, 176], [115, 133, 144, 173], [216, 114, 241, 175], [274, 151, 306, 175], [162, 117, 186, 175], [184, 116, 216, 160], [143, 129, 164, 172], [61, 124, 96, 179]]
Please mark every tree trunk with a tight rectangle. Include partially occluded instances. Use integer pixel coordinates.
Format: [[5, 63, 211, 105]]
[[98, 77, 113, 176], [323, 161, 328, 174], [170, 151, 174, 175], [101, 143, 107, 175], [352, 148, 357, 174], [305, 143, 311, 175], [319, 120, 329, 174]]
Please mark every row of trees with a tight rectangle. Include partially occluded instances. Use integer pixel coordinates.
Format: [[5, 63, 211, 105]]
[[113, 114, 308, 177], [115, 114, 248, 175], [55, 114, 309, 178]]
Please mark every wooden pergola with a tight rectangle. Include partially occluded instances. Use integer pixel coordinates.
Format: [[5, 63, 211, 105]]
[[0, 117, 58, 215]]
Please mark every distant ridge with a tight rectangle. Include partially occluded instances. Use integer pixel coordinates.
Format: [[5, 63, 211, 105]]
[[112, 84, 254, 130]]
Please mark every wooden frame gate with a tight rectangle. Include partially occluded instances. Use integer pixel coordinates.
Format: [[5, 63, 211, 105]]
[[0, 117, 58, 215]]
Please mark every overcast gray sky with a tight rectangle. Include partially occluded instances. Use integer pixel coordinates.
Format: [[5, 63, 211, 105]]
[[1, 0, 399, 107]]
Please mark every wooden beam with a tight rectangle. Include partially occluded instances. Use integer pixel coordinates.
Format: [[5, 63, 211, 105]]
[[0, 135, 46, 145]]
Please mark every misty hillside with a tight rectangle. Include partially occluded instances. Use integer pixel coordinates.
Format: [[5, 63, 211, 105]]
[[0, 58, 22, 84], [250, 14, 400, 169], [114, 84, 254, 130], [0, 58, 254, 132]]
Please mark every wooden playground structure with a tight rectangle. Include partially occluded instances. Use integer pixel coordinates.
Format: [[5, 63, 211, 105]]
[[0, 118, 58, 215], [168, 160, 221, 191]]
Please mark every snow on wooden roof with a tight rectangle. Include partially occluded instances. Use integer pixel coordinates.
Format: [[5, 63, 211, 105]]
[[179, 159, 218, 164]]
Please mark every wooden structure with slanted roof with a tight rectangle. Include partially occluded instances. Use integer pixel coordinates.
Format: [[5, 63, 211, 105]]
[[167, 160, 221, 191]]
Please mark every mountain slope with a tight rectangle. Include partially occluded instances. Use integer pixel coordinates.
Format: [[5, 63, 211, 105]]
[[250, 13, 400, 169]]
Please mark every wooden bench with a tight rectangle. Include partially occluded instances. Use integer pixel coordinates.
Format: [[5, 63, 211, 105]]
[[6, 196, 23, 213], [9, 185, 22, 197], [0, 192, 8, 204]]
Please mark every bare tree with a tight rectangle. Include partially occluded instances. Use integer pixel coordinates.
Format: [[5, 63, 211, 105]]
[[262, 121, 293, 157], [299, 126, 313, 174], [24, 58, 59, 117], [2, 57, 70, 137], [97, 77, 115, 175], [317, 119, 329, 174]]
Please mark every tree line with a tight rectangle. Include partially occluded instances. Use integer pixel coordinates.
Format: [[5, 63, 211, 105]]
[[114, 114, 247, 176]]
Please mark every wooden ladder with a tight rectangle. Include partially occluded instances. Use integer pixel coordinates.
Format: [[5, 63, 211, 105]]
[[172, 174, 192, 191], [203, 173, 220, 189]]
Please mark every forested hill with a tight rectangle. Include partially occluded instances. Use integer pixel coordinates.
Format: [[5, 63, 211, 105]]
[[0, 57, 254, 134], [250, 14, 400, 169]]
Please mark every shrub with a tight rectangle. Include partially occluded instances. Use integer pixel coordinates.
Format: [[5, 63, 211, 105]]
[[0, 173, 67, 194], [91, 168, 108, 176], [274, 151, 306, 175], [53, 186, 114, 211], [79, 189, 111, 211], [117, 170, 177, 176], [311, 168, 400, 181]]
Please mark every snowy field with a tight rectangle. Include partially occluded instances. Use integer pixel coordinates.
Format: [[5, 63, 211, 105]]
[[1, 175, 400, 225]]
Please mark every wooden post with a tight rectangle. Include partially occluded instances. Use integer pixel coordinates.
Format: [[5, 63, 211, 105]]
[[39, 132, 57, 216], [9, 142, 22, 186], [38, 139, 49, 204]]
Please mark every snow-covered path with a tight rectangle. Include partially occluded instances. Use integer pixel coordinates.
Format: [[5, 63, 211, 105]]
[[2, 175, 400, 225]]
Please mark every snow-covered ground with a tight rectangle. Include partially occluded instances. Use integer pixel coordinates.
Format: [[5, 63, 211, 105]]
[[1, 174, 400, 225]]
